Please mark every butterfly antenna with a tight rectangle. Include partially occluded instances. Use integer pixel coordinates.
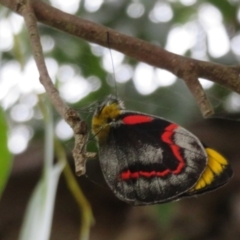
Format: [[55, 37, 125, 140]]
[[107, 32, 118, 98]]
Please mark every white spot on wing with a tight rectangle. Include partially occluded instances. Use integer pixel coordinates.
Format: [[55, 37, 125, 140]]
[[139, 145, 164, 164]]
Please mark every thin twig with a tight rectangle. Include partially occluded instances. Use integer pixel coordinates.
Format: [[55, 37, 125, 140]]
[[18, 0, 95, 175], [184, 76, 214, 117], [29, 1, 240, 93], [55, 139, 94, 240], [178, 60, 214, 117]]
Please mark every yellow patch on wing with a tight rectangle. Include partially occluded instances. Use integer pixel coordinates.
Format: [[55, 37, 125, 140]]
[[190, 148, 229, 191]]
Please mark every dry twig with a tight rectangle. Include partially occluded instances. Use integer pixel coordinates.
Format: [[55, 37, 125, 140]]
[[16, 0, 95, 175]]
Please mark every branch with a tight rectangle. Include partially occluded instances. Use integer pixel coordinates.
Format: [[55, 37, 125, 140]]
[[184, 75, 214, 117], [16, 0, 95, 175], [1, 0, 240, 112]]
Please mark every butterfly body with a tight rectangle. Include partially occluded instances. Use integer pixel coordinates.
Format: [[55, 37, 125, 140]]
[[92, 95, 232, 205]]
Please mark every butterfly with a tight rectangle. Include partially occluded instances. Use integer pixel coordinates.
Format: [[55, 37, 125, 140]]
[[91, 95, 232, 206]]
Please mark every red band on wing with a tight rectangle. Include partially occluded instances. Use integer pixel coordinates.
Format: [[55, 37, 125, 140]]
[[122, 115, 153, 125], [121, 169, 171, 180], [120, 123, 185, 181], [161, 123, 185, 174]]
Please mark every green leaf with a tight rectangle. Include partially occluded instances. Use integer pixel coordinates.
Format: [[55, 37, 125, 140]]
[[19, 98, 64, 240], [0, 106, 12, 199], [19, 163, 64, 240]]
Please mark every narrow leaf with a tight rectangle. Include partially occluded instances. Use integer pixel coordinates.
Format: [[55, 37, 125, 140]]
[[19, 163, 64, 240], [0, 106, 12, 199]]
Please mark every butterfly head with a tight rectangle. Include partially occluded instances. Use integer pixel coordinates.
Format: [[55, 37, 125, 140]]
[[92, 95, 124, 143]]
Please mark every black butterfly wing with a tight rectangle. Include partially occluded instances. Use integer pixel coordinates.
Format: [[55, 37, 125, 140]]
[[98, 112, 207, 205]]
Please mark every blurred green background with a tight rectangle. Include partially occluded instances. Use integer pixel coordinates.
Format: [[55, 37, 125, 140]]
[[1, 0, 240, 240]]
